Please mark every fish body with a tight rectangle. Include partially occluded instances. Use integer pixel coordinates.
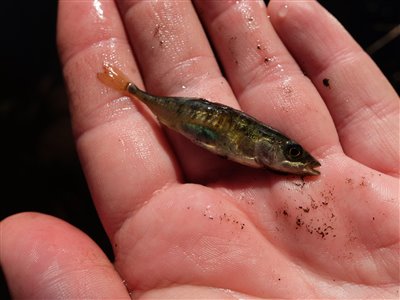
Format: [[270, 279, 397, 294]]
[[98, 65, 321, 176]]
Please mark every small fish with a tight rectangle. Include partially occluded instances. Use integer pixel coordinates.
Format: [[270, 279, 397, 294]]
[[97, 64, 321, 176]]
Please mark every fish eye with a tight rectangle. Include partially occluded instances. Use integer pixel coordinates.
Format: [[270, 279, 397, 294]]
[[284, 143, 304, 161]]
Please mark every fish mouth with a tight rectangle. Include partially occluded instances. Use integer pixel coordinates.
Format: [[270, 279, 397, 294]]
[[304, 160, 321, 176], [280, 160, 321, 176]]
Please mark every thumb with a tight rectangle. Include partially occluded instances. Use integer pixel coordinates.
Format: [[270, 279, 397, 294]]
[[1, 212, 129, 299]]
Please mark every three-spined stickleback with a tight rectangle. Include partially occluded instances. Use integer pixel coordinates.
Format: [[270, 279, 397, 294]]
[[97, 64, 321, 176]]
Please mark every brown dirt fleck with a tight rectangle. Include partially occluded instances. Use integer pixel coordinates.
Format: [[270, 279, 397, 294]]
[[295, 217, 304, 228], [360, 176, 368, 187], [323, 78, 331, 88], [298, 206, 310, 213], [310, 196, 319, 209]]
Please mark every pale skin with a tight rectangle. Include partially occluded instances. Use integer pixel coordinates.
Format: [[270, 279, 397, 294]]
[[1, 0, 399, 298]]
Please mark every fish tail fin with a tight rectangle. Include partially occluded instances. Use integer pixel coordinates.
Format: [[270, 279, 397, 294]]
[[97, 64, 133, 92]]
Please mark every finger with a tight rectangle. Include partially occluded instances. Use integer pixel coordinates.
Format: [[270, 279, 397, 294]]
[[193, 0, 340, 159], [1, 213, 129, 299], [267, 0, 399, 176], [57, 0, 180, 237], [115, 0, 241, 181]]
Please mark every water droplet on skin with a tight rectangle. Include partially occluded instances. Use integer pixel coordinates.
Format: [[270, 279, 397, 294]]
[[278, 4, 289, 18], [93, 0, 104, 20]]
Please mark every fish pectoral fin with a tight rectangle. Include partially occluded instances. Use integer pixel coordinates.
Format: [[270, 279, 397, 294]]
[[180, 123, 219, 146]]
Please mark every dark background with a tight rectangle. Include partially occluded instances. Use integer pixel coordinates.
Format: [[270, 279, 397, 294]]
[[1, 1, 399, 298]]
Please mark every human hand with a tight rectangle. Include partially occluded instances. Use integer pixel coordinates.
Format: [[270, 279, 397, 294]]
[[2, 0, 399, 298]]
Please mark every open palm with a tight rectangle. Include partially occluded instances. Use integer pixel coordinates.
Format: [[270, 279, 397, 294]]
[[2, 1, 399, 298]]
